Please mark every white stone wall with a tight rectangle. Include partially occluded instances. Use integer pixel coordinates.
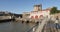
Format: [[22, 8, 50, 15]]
[[29, 10, 50, 19]]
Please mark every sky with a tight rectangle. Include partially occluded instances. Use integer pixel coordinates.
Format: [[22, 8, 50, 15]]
[[0, 0, 60, 14]]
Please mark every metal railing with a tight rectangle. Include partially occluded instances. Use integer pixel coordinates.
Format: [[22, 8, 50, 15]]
[[42, 19, 60, 32], [25, 17, 60, 32]]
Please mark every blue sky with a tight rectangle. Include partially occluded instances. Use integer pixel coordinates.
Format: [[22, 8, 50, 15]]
[[0, 0, 60, 14]]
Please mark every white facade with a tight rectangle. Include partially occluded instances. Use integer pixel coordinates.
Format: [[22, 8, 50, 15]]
[[29, 10, 50, 19]]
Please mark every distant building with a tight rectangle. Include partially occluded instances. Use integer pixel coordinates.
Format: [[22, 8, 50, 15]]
[[29, 10, 50, 19], [22, 4, 51, 19]]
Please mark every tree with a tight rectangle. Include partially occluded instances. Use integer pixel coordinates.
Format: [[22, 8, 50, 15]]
[[50, 7, 58, 14]]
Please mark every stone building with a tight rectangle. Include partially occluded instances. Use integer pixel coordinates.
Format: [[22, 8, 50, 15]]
[[22, 4, 51, 19], [33, 4, 42, 11]]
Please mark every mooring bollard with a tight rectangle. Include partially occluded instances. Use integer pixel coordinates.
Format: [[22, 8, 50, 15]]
[[36, 21, 39, 25], [26, 20, 29, 23], [22, 20, 24, 23]]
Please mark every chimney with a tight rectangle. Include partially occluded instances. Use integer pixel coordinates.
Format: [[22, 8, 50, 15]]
[[33, 4, 42, 11]]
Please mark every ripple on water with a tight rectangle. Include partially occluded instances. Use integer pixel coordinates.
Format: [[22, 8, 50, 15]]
[[0, 21, 35, 32]]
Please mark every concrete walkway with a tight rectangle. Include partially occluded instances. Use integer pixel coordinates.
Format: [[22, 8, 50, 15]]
[[35, 18, 49, 32]]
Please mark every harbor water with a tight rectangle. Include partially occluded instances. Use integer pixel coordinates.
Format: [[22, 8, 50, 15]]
[[0, 21, 35, 32], [0, 21, 60, 32]]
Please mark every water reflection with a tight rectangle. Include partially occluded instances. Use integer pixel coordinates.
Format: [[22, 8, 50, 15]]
[[0, 21, 35, 32]]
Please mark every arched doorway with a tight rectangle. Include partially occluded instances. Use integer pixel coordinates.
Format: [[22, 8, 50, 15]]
[[31, 16, 34, 19], [39, 15, 43, 18], [35, 15, 38, 19]]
